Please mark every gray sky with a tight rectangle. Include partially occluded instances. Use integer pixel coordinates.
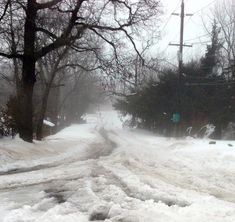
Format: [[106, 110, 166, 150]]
[[157, 0, 218, 65]]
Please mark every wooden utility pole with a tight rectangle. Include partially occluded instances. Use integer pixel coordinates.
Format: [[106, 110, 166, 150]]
[[169, 0, 192, 136]]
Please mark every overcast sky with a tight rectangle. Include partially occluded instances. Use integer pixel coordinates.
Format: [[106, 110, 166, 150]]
[[157, 0, 218, 65]]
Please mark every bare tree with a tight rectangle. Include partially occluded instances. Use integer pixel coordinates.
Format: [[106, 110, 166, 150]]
[[213, 0, 235, 77], [35, 47, 70, 140], [0, 0, 161, 142], [57, 69, 104, 127], [35, 41, 100, 140]]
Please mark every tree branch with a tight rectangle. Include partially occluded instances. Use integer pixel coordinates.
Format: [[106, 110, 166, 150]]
[[35, 0, 85, 59], [0, 0, 10, 21], [121, 28, 144, 64], [36, 0, 62, 10], [36, 27, 58, 39], [15, 0, 27, 11], [0, 52, 23, 60], [57, 63, 101, 72], [88, 24, 144, 64], [89, 27, 119, 61]]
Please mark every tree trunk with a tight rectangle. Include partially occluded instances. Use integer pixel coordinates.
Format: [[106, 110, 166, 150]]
[[17, 0, 37, 142], [36, 87, 50, 140], [35, 48, 69, 140], [17, 79, 35, 142], [51, 84, 60, 132]]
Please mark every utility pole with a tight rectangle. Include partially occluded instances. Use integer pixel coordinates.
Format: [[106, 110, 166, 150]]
[[169, 0, 192, 136]]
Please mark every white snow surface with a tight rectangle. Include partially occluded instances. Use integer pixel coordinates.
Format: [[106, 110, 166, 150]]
[[0, 110, 235, 221], [43, 120, 55, 127]]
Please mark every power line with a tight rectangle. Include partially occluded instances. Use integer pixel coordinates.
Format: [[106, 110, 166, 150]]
[[190, 0, 217, 16], [189, 17, 205, 28], [159, 0, 182, 53], [161, 0, 220, 64], [190, 40, 212, 45], [183, 0, 235, 46], [183, 46, 193, 59], [160, 0, 182, 34], [181, 0, 217, 34], [184, 20, 235, 43], [181, 0, 218, 44], [160, 0, 197, 56], [184, 33, 211, 42]]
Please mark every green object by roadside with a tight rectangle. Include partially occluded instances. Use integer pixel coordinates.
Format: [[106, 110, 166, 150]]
[[172, 113, 180, 123]]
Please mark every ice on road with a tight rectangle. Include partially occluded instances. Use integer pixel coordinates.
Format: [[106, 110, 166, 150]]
[[0, 110, 235, 222]]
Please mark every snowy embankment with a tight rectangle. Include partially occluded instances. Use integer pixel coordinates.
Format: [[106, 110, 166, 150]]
[[0, 110, 235, 222]]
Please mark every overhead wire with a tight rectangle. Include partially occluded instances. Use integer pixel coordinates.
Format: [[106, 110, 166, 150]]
[[160, 0, 182, 34], [182, 0, 218, 44], [164, 0, 215, 63], [161, 0, 219, 67], [190, 0, 217, 16], [183, 46, 193, 60], [184, 20, 235, 44], [183, 0, 217, 27], [160, 0, 182, 53], [184, 33, 211, 42]]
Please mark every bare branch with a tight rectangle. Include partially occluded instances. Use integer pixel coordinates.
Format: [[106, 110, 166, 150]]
[[0, 0, 10, 21], [71, 45, 100, 53], [36, 27, 58, 39], [36, 0, 62, 10], [0, 52, 23, 60], [89, 27, 119, 61], [15, 0, 27, 11], [57, 63, 101, 72], [77, 22, 133, 32], [121, 28, 144, 64], [35, 0, 85, 59]]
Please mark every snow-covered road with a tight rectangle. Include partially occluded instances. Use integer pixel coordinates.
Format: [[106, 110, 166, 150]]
[[0, 111, 235, 221]]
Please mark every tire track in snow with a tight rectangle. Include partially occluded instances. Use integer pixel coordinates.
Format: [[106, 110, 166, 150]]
[[0, 128, 116, 177], [104, 129, 235, 204], [0, 128, 117, 191], [121, 153, 235, 204]]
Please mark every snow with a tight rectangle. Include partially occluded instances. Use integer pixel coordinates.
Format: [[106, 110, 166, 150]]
[[0, 109, 235, 221], [43, 120, 55, 127]]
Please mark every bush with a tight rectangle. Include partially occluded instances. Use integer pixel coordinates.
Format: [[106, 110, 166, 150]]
[[114, 66, 235, 138], [0, 96, 18, 138]]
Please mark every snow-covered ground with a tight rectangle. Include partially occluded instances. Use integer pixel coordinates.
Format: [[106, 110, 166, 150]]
[[0, 110, 235, 222]]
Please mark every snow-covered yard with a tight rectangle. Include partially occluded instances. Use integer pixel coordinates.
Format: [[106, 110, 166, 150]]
[[0, 110, 235, 222]]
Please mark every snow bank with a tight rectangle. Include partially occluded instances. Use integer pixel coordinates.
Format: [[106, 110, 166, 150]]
[[43, 120, 55, 127], [0, 110, 235, 221]]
